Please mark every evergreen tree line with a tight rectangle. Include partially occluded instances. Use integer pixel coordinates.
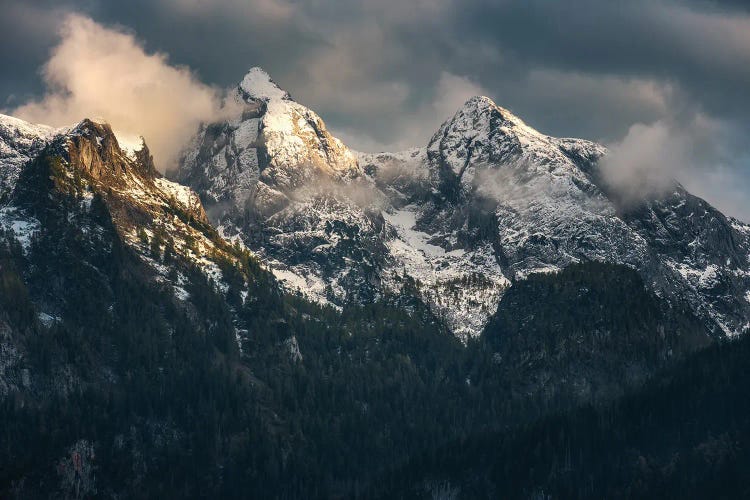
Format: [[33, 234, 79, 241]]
[[0, 197, 737, 498]]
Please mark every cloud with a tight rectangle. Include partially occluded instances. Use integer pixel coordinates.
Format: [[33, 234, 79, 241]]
[[10, 14, 227, 170], [601, 122, 691, 204], [328, 71, 490, 152], [165, 0, 294, 22], [504, 70, 674, 142], [3, 0, 750, 219], [600, 114, 731, 207]]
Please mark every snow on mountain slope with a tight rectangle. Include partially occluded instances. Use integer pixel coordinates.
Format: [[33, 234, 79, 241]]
[[0, 114, 56, 201], [177, 71, 750, 339], [374, 95, 750, 337], [381, 204, 509, 338], [421, 96, 650, 278], [359, 95, 750, 337], [177, 70, 515, 338], [0, 116, 259, 323], [179, 67, 359, 219]]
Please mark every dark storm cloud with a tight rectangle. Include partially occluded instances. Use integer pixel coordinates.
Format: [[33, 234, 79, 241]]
[[0, 2, 64, 105], [1, 0, 749, 219], [453, 1, 750, 121]]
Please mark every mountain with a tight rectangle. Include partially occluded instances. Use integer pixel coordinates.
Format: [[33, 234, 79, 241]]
[[1, 68, 749, 498], [0, 114, 56, 202], [176, 69, 750, 340], [0, 114, 279, 398]]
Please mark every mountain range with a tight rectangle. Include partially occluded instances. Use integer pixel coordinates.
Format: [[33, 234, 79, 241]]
[[174, 67, 750, 340], [1, 68, 749, 498]]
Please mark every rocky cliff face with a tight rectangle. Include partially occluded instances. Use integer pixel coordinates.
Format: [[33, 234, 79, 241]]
[[178, 67, 359, 219]]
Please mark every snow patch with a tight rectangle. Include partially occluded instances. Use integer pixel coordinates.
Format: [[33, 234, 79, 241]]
[[240, 67, 290, 102], [0, 207, 41, 252], [115, 133, 144, 160], [383, 204, 509, 340], [37, 312, 60, 327]]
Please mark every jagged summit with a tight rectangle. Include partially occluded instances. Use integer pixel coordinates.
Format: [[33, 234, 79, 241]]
[[177, 71, 750, 339], [2, 112, 215, 267], [426, 93, 606, 202], [54, 118, 159, 186], [457, 95, 534, 129], [434, 94, 597, 158], [177, 68, 359, 215], [0, 115, 156, 200], [239, 67, 291, 102]]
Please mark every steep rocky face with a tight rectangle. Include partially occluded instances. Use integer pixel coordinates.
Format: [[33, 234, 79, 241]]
[[175, 69, 393, 309], [11, 118, 211, 243], [414, 96, 639, 273], [178, 67, 359, 219], [622, 191, 750, 336]]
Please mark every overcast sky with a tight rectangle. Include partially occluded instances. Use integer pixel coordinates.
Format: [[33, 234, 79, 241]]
[[1, 0, 749, 220]]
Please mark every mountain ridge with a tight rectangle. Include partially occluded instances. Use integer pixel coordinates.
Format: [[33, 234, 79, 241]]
[[2, 69, 750, 498], [176, 68, 750, 339]]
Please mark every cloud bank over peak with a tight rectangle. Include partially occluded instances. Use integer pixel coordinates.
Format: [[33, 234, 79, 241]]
[[11, 14, 229, 170], [3, 1, 750, 219]]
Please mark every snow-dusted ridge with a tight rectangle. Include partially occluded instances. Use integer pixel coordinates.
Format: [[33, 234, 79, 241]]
[[0, 114, 57, 200], [178, 70, 750, 339], [4, 69, 747, 341]]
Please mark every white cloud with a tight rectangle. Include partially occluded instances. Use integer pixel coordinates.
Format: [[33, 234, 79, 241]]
[[329, 71, 490, 152], [11, 14, 228, 170], [600, 113, 746, 216], [602, 121, 689, 203]]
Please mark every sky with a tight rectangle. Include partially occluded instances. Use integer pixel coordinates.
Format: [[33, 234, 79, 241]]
[[1, 0, 749, 220]]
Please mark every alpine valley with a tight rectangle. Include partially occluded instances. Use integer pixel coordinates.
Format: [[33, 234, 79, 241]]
[[2, 68, 750, 498]]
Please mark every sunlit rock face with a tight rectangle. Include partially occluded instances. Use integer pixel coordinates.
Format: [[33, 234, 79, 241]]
[[2, 114, 252, 326], [177, 71, 750, 340], [178, 67, 359, 219]]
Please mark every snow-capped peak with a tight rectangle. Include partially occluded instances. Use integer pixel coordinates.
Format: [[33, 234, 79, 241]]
[[178, 67, 360, 209], [239, 67, 291, 102], [0, 114, 59, 199], [0, 113, 56, 138], [448, 95, 547, 144]]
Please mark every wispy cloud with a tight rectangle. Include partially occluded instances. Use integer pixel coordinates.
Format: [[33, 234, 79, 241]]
[[11, 14, 231, 170]]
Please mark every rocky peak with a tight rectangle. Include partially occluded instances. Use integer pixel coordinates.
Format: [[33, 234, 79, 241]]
[[238, 67, 292, 103], [62, 119, 164, 186], [5, 116, 209, 231], [426, 96, 604, 200], [66, 119, 132, 185], [177, 68, 360, 218]]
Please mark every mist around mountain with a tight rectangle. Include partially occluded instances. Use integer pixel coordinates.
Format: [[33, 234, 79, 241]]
[[0, 68, 749, 498]]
